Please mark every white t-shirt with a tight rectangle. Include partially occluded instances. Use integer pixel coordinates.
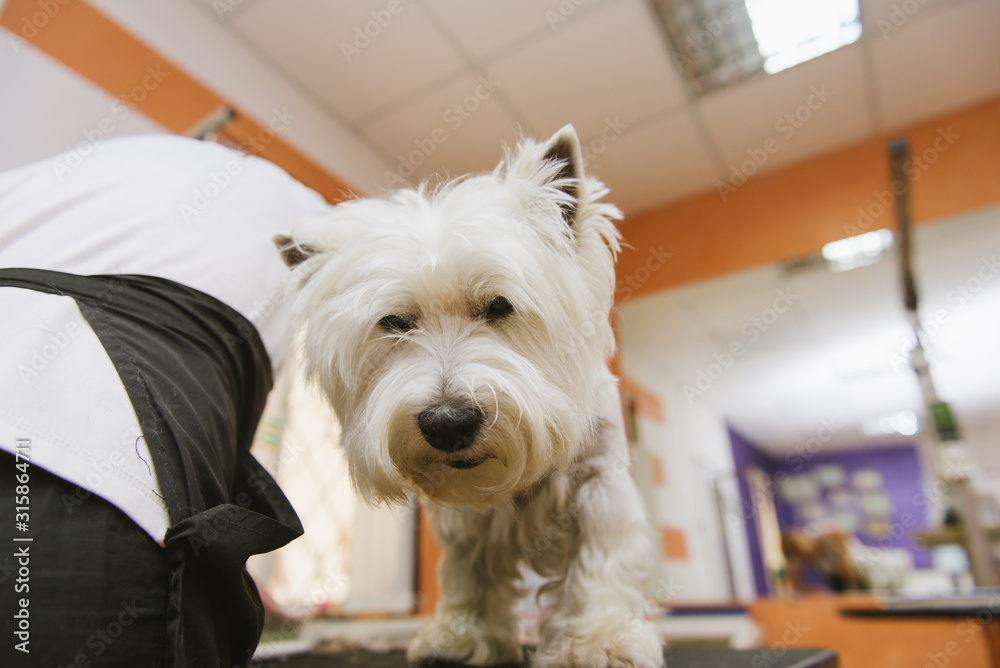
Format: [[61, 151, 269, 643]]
[[0, 135, 333, 543], [0, 133, 333, 369]]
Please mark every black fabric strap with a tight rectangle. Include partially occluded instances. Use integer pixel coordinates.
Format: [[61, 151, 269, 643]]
[[0, 268, 303, 667]]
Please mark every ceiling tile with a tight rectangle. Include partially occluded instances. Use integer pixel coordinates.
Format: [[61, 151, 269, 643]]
[[697, 42, 873, 180], [871, 0, 1000, 129], [589, 110, 718, 215], [487, 0, 688, 142], [358, 74, 522, 187], [861, 0, 967, 31], [422, 0, 586, 61], [230, 0, 467, 122]]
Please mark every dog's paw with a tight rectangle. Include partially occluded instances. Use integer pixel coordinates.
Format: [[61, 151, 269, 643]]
[[532, 620, 663, 668], [407, 613, 524, 666]]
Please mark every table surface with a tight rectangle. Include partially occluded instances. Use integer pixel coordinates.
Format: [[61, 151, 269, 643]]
[[841, 594, 1000, 619], [262, 646, 838, 667]]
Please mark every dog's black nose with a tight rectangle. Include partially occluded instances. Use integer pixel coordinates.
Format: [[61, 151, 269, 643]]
[[417, 403, 484, 453]]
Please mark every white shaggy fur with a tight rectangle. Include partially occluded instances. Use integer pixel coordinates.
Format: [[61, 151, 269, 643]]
[[279, 126, 663, 667]]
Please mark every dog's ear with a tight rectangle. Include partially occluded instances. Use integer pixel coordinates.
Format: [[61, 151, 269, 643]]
[[273, 234, 319, 268], [541, 124, 584, 228]]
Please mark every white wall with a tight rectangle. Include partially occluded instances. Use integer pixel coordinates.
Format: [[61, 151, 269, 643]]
[[344, 502, 416, 614], [0, 40, 166, 172], [621, 350, 757, 602]]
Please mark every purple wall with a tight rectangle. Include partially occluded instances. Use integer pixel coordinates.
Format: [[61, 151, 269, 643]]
[[728, 426, 779, 597], [729, 427, 933, 597], [773, 444, 933, 568]]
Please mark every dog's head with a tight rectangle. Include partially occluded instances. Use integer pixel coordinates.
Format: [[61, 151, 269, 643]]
[[278, 125, 622, 509]]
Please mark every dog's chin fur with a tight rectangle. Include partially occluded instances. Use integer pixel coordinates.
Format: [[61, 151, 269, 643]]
[[281, 125, 664, 667]]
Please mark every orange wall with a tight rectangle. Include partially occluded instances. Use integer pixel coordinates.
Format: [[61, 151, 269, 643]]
[[417, 509, 439, 616], [751, 596, 997, 668], [616, 96, 1000, 301]]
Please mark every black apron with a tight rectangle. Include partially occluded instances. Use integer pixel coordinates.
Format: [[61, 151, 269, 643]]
[[0, 268, 303, 668]]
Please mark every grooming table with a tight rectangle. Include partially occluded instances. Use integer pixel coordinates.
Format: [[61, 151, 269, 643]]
[[262, 646, 838, 667]]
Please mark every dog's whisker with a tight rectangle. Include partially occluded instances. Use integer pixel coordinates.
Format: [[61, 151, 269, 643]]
[[484, 382, 500, 430], [510, 391, 524, 434], [462, 378, 482, 413]]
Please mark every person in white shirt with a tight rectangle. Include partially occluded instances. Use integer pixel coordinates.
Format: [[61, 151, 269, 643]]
[[0, 135, 333, 667]]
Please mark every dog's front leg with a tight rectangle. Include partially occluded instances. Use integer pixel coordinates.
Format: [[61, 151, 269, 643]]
[[408, 502, 524, 666], [533, 430, 664, 666]]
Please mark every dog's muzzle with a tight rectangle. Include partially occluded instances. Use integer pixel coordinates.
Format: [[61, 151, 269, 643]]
[[417, 403, 484, 462]]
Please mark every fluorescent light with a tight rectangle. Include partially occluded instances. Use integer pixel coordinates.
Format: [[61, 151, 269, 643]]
[[650, 0, 863, 94], [745, 0, 862, 75], [860, 409, 919, 437], [822, 229, 894, 272], [890, 410, 919, 436]]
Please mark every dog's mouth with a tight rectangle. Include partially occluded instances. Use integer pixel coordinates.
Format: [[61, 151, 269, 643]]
[[443, 454, 492, 470]]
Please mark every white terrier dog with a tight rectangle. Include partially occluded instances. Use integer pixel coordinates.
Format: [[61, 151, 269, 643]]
[[277, 126, 663, 667]]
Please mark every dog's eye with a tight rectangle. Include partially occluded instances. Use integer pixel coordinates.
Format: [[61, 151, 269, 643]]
[[485, 296, 514, 321], [379, 314, 413, 332]]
